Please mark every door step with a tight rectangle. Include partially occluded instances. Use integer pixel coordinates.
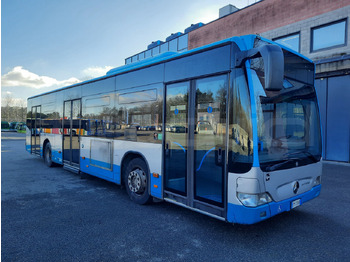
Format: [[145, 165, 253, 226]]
[[164, 197, 226, 221], [63, 164, 80, 174]]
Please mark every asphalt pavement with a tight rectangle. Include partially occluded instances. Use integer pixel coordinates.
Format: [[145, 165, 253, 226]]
[[2, 132, 350, 261]]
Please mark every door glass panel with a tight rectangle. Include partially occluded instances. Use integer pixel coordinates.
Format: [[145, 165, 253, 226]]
[[63, 101, 71, 162], [164, 82, 189, 195], [194, 76, 227, 205], [31, 106, 36, 152], [31, 106, 41, 154], [35, 106, 41, 154], [72, 100, 81, 164]]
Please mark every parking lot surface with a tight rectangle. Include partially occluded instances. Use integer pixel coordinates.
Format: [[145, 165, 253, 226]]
[[2, 132, 350, 261]]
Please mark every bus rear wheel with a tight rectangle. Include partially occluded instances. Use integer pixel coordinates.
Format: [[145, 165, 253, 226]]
[[124, 158, 152, 205], [44, 142, 54, 167]]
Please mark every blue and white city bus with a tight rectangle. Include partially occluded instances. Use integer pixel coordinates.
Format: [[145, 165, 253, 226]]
[[26, 35, 322, 224]]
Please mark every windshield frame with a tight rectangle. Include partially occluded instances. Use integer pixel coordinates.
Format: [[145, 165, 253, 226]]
[[247, 41, 322, 172]]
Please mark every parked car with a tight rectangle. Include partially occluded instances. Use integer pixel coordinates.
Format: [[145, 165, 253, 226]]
[[1, 121, 10, 129]]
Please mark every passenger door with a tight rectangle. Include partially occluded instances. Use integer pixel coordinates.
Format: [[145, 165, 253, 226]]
[[164, 75, 227, 213], [31, 105, 41, 155], [63, 99, 81, 167]]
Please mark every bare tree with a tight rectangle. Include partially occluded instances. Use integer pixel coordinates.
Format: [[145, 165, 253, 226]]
[[2, 94, 14, 122]]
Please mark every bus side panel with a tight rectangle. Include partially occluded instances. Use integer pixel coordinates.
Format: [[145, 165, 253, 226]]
[[79, 138, 162, 198], [80, 137, 117, 183], [40, 133, 63, 164], [113, 140, 163, 199]]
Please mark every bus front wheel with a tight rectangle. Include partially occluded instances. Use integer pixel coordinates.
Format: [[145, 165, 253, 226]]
[[124, 158, 152, 205]]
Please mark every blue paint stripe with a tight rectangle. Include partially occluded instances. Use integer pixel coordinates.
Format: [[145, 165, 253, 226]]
[[196, 147, 215, 172], [80, 157, 121, 184], [90, 158, 112, 169], [172, 142, 186, 153]]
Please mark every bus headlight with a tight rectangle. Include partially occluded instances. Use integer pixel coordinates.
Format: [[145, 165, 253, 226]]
[[314, 176, 321, 186], [237, 192, 272, 207]]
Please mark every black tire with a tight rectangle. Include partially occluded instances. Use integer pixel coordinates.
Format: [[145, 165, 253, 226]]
[[124, 158, 152, 205], [44, 142, 54, 167]]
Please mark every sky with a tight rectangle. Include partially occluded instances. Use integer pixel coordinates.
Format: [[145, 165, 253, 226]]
[[1, 0, 254, 106]]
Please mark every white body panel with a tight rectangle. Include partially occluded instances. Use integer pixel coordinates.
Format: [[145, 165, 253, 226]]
[[228, 161, 322, 205]]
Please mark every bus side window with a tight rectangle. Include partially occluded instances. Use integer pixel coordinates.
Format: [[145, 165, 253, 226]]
[[116, 86, 163, 143]]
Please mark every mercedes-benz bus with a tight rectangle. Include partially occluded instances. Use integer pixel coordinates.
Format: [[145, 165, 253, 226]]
[[26, 35, 322, 224]]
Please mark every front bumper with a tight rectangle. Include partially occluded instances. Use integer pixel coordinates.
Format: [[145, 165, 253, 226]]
[[227, 185, 322, 224]]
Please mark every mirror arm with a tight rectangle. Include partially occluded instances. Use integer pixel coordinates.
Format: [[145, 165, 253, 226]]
[[234, 44, 284, 91], [234, 48, 260, 68]]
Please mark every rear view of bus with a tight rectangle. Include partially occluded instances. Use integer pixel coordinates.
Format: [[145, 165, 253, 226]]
[[228, 36, 322, 224]]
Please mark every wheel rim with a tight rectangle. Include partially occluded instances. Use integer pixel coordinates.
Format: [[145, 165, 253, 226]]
[[127, 168, 147, 195]]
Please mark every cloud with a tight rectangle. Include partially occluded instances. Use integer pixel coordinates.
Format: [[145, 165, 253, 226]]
[[81, 66, 114, 79], [1, 66, 81, 89]]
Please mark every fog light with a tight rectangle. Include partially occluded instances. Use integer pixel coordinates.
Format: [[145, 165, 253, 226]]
[[315, 176, 321, 185], [237, 192, 272, 207]]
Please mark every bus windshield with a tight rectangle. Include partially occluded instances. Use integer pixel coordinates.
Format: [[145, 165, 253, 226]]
[[250, 47, 322, 171]]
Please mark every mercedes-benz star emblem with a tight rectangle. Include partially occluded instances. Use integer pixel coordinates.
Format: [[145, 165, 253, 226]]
[[293, 181, 300, 194]]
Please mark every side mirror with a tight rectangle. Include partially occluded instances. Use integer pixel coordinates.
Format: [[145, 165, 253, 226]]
[[235, 44, 284, 91]]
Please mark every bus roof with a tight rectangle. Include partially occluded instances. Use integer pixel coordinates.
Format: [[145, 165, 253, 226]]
[[28, 35, 312, 100]]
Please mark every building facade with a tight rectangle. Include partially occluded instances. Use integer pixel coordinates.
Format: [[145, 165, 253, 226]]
[[125, 0, 350, 162], [187, 0, 350, 163]]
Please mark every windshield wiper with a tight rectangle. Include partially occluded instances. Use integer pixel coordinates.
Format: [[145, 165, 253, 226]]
[[284, 150, 318, 163], [265, 158, 299, 172]]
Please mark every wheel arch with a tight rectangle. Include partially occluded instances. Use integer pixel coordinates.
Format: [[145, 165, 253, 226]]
[[120, 151, 150, 186]]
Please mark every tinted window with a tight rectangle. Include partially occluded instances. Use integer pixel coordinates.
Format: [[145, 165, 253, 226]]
[[115, 84, 163, 143], [119, 89, 157, 104], [82, 94, 115, 137], [312, 20, 347, 52]]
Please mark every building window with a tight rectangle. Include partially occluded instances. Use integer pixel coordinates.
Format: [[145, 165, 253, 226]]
[[311, 19, 347, 52], [126, 57, 132, 65], [152, 46, 160, 56], [169, 39, 178, 52], [145, 49, 152, 58], [178, 34, 188, 51], [139, 52, 145, 60], [160, 43, 169, 53], [131, 55, 138, 63], [273, 33, 300, 53]]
